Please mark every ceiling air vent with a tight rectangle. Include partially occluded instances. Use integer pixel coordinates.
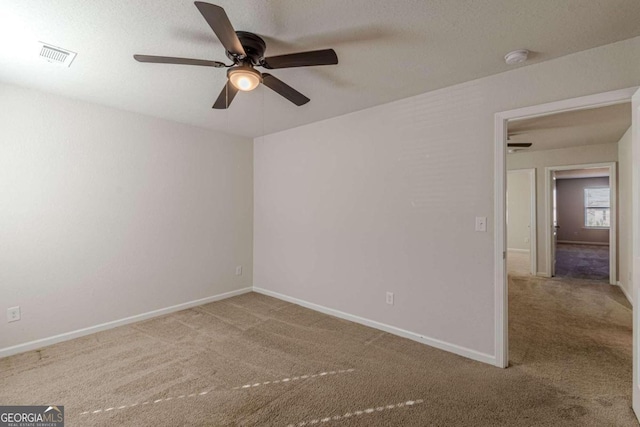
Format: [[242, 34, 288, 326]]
[[38, 43, 77, 67]]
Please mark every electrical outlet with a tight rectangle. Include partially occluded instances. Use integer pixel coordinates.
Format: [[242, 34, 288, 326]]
[[235, 265, 243, 276], [7, 306, 20, 323], [386, 292, 394, 305]]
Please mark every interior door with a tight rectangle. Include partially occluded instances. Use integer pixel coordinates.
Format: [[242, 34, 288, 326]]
[[551, 172, 558, 277], [632, 87, 640, 421]]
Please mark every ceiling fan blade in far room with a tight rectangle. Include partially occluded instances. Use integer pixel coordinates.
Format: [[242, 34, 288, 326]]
[[133, 55, 226, 67], [262, 74, 310, 106], [194, 1, 246, 57], [212, 81, 239, 109], [261, 49, 338, 69], [506, 142, 533, 148]]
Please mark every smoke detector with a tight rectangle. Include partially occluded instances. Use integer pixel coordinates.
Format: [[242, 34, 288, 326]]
[[38, 42, 77, 67], [504, 49, 529, 65]]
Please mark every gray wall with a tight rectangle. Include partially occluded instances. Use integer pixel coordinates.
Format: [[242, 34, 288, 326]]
[[0, 83, 254, 352], [556, 177, 610, 244], [254, 36, 640, 363]]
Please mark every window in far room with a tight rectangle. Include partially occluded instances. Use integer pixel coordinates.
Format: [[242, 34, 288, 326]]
[[584, 187, 610, 228]]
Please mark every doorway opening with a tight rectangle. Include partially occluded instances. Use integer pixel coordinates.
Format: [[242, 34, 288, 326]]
[[494, 87, 636, 368], [496, 88, 637, 423], [546, 163, 616, 284]]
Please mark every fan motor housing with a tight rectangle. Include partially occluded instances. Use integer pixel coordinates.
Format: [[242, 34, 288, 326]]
[[228, 31, 266, 65]]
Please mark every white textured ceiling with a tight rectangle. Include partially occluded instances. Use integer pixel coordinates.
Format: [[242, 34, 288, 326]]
[[508, 102, 631, 152], [1, 0, 640, 138]]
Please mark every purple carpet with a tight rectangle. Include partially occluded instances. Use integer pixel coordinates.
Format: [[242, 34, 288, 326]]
[[555, 243, 609, 281]]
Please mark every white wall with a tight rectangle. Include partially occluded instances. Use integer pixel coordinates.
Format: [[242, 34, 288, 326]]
[[618, 126, 633, 299], [254, 36, 640, 363], [507, 143, 618, 275], [0, 83, 253, 352], [507, 171, 532, 251]]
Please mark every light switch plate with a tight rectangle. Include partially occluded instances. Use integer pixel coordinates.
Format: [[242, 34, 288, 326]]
[[475, 216, 487, 232]]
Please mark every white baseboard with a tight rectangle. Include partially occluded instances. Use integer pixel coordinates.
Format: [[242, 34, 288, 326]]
[[253, 287, 497, 367], [3, 286, 500, 366], [557, 240, 609, 246], [0, 287, 252, 359], [507, 248, 530, 253], [617, 281, 633, 306]]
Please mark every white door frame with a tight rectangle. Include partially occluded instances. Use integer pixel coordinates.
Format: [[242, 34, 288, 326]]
[[493, 86, 637, 368], [507, 168, 537, 276], [631, 87, 640, 418], [544, 163, 617, 285]]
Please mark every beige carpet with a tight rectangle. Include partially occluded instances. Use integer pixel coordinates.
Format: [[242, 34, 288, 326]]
[[0, 282, 635, 426]]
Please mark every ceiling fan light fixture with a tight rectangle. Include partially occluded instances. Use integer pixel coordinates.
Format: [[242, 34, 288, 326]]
[[228, 66, 262, 91]]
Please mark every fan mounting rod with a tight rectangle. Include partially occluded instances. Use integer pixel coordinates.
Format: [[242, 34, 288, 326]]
[[228, 31, 266, 65]]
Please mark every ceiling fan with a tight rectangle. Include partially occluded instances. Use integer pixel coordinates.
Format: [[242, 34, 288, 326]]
[[506, 134, 532, 153], [133, 2, 338, 109], [507, 142, 532, 154], [507, 142, 532, 148]]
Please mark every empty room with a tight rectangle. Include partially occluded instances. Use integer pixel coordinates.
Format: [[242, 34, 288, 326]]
[[2, 1, 640, 426]]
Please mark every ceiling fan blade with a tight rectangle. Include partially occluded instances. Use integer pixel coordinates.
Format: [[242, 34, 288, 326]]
[[134, 54, 226, 68], [194, 2, 246, 57], [262, 74, 310, 106], [507, 142, 533, 148], [212, 81, 239, 109], [262, 49, 338, 69]]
